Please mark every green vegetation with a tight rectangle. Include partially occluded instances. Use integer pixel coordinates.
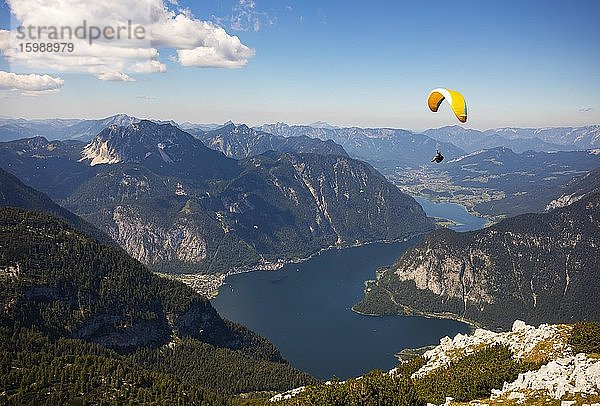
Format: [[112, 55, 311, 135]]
[[131, 339, 316, 395], [0, 327, 226, 405], [275, 370, 424, 406], [413, 344, 542, 404], [393, 356, 425, 378], [271, 344, 544, 405], [569, 322, 600, 355], [0, 166, 113, 245], [1, 124, 433, 277], [0, 208, 316, 403]]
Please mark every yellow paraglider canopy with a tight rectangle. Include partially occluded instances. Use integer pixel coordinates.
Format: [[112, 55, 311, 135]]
[[427, 88, 467, 123]]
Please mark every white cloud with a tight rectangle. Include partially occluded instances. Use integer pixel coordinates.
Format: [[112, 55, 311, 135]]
[[0, 30, 10, 52], [174, 21, 255, 68], [97, 72, 134, 81], [178, 44, 254, 68], [129, 60, 167, 73], [2, 0, 255, 80], [21, 89, 62, 97], [231, 0, 259, 32], [0, 70, 64, 95], [228, 0, 275, 32]]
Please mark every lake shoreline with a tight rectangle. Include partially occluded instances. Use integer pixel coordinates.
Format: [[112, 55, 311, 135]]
[[207, 229, 432, 298], [209, 195, 485, 379], [351, 305, 480, 331], [180, 196, 486, 299], [413, 194, 497, 227], [164, 230, 431, 299]]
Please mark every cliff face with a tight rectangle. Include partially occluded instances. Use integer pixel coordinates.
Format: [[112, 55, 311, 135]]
[[88, 152, 433, 274], [219, 152, 433, 258], [110, 205, 208, 265], [355, 190, 600, 330]]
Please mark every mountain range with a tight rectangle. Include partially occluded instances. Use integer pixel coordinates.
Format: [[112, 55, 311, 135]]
[[423, 126, 573, 153], [424, 125, 600, 153], [2, 115, 599, 169], [487, 126, 600, 150], [1, 114, 599, 404], [189, 122, 348, 159], [0, 120, 433, 277], [256, 123, 466, 169], [0, 114, 139, 142]]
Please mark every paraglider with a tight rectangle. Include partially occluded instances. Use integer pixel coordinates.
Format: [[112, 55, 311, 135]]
[[431, 150, 444, 163], [427, 88, 466, 164], [427, 88, 467, 123]]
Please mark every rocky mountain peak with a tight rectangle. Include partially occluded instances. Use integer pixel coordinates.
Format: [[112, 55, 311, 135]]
[[79, 120, 200, 166]]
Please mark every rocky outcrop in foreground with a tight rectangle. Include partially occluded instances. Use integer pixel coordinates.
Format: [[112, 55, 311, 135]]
[[270, 320, 600, 405], [404, 320, 600, 405]]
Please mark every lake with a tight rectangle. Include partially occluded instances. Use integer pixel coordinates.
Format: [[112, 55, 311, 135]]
[[212, 198, 481, 380], [414, 196, 488, 232]]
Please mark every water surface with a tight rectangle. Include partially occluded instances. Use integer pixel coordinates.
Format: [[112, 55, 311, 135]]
[[415, 196, 488, 232], [212, 197, 482, 379], [212, 240, 469, 379]]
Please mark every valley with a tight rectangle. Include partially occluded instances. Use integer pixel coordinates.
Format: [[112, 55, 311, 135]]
[[1, 118, 599, 404], [380, 149, 599, 221], [386, 166, 504, 220]]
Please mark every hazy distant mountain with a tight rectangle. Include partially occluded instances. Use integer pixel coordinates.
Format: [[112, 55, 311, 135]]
[[190, 123, 348, 159], [0, 117, 80, 142], [179, 121, 226, 131], [0, 114, 139, 142], [424, 126, 570, 153], [355, 185, 600, 330], [308, 121, 340, 130], [0, 121, 433, 275], [257, 123, 465, 169], [441, 147, 600, 217], [3, 116, 597, 160], [485, 126, 600, 149]]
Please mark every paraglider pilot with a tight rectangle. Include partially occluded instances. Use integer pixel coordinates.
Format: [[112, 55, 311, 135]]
[[431, 150, 444, 163]]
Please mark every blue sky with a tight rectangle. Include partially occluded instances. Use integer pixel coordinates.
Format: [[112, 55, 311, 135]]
[[1, 0, 599, 130]]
